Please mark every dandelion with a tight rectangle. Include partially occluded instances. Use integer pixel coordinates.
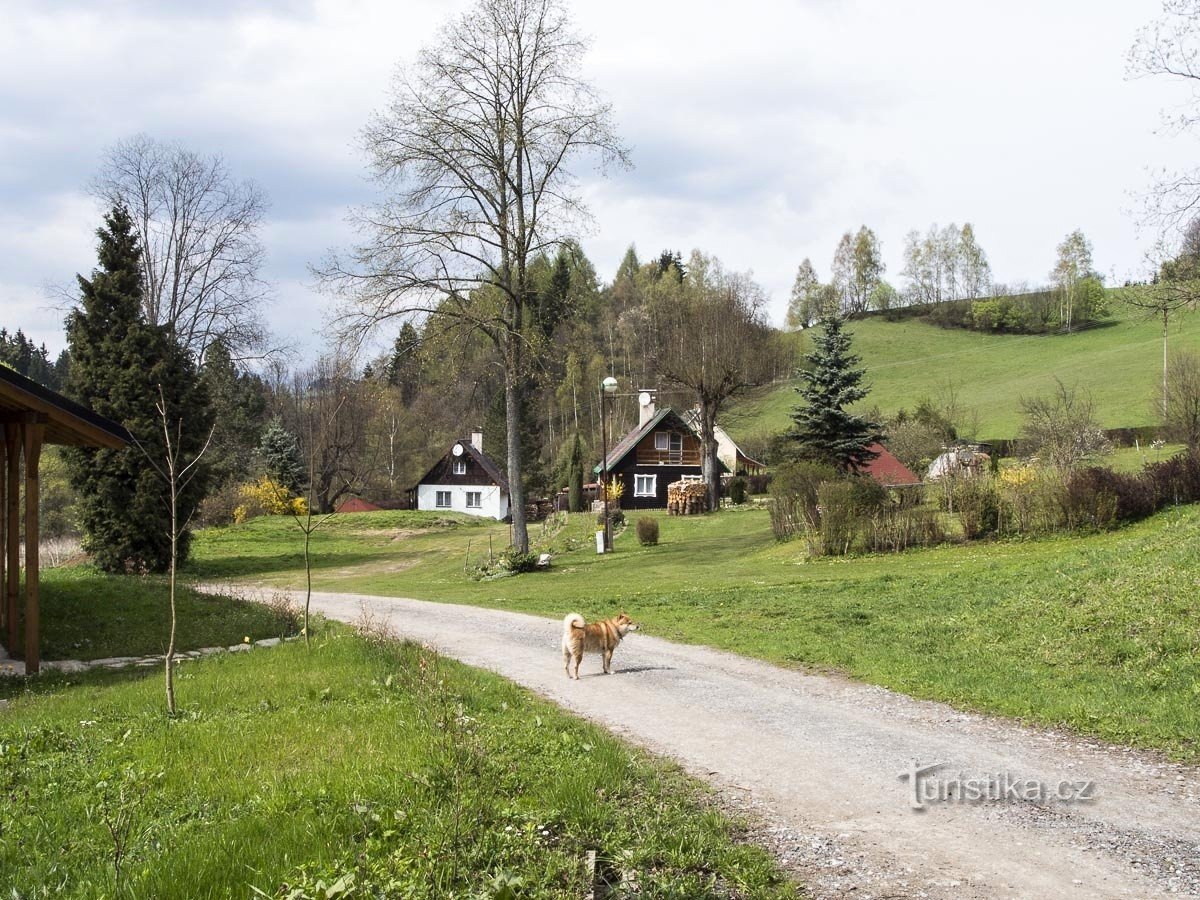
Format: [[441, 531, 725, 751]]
[[243, 636, 251, 644]]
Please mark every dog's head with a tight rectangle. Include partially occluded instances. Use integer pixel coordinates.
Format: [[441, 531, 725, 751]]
[[614, 613, 639, 635]]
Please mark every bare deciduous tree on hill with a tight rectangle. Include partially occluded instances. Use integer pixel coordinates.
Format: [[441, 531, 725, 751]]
[[318, 0, 628, 553], [93, 135, 271, 362]]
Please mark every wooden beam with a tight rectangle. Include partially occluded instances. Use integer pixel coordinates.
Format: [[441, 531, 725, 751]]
[[23, 422, 42, 675], [4, 423, 18, 655]]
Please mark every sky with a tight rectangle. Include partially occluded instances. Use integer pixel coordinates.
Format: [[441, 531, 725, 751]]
[[1, 0, 1194, 359]]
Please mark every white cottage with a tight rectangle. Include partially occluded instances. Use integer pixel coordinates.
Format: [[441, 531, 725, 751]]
[[414, 432, 510, 520]]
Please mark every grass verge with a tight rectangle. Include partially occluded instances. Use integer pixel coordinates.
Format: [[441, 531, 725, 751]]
[[0, 629, 796, 899], [7, 567, 297, 662]]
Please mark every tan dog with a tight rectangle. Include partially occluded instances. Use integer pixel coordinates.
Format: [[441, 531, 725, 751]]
[[561, 612, 638, 679]]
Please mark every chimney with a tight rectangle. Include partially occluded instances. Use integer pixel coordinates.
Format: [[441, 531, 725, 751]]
[[470, 430, 483, 452], [638, 390, 656, 428]]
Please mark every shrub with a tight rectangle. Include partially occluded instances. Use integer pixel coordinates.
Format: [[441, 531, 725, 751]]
[[235, 476, 306, 521], [816, 480, 863, 555], [636, 516, 660, 546], [1064, 467, 1156, 526], [728, 477, 747, 505], [1144, 450, 1200, 507], [498, 548, 538, 573], [767, 461, 837, 541], [746, 472, 772, 495], [951, 476, 1000, 540], [197, 480, 243, 527], [865, 505, 945, 553]]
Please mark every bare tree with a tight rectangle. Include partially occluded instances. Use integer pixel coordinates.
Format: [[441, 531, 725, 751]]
[[134, 386, 215, 716], [93, 135, 270, 362], [1163, 349, 1200, 449], [1019, 379, 1111, 470], [649, 253, 788, 510], [317, 0, 628, 553]]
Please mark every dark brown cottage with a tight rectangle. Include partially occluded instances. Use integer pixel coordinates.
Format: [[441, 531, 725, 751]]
[[595, 401, 726, 509]]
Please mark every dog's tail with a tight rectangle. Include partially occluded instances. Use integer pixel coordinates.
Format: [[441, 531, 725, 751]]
[[563, 612, 585, 632]]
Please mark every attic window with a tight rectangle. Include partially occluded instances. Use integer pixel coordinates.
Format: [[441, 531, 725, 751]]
[[654, 432, 683, 452], [452, 459, 467, 475]]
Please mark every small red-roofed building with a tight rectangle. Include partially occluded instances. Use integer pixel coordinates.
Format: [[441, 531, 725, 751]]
[[859, 443, 920, 487]]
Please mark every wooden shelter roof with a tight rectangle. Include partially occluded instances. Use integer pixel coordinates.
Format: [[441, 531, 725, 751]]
[[0, 365, 130, 449]]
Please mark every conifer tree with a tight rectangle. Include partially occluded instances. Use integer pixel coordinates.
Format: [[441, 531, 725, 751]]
[[65, 206, 213, 572], [258, 418, 305, 493], [567, 431, 584, 512], [789, 316, 882, 472]]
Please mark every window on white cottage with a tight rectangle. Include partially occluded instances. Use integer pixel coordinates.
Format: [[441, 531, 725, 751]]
[[465, 491, 482, 508], [452, 459, 467, 475], [435, 490, 451, 508], [634, 474, 656, 497]]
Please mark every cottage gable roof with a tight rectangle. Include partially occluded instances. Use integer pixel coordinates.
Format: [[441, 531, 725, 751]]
[[860, 443, 920, 486], [593, 407, 721, 475], [415, 438, 509, 491]]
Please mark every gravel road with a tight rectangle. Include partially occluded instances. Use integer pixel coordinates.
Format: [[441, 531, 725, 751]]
[[254, 588, 1199, 899]]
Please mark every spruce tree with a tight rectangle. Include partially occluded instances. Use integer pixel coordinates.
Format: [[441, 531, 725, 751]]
[[790, 316, 882, 472], [201, 336, 266, 487], [65, 206, 213, 573], [258, 418, 305, 493]]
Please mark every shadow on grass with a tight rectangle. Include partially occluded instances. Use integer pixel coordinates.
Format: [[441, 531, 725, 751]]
[[0, 661, 161, 701]]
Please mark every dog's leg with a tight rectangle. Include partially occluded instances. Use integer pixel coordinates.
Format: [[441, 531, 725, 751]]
[[603, 648, 613, 674], [572, 652, 581, 680], [563, 645, 571, 678]]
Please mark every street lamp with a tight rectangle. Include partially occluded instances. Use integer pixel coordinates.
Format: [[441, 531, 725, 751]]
[[600, 376, 618, 552]]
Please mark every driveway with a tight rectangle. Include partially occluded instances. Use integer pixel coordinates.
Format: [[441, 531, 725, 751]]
[[246, 588, 1200, 899]]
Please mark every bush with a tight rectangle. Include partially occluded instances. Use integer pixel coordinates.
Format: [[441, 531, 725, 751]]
[[1145, 450, 1200, 507], [728, 477, 747, 505], [636, 516, 660, 546], [746, 473, 772, 494], [816, 481, 860, 555], [864, 505, 945, 553], [197, 480, 243, 527], [498, 548, 538, 573], [767, 461, 837, 541], [1064, 467, 1156, 527], [596, 508, 625, 528], [950, 477, 1000, 540]]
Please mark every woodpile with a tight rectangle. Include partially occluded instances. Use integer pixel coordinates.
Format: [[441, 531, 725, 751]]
[[667, 480, 708, 515]]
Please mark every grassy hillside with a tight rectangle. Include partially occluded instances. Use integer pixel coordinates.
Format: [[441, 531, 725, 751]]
[[1, 631, 793, 898], [728, 299, 1200, 441], [191, 505, 1200, 760]]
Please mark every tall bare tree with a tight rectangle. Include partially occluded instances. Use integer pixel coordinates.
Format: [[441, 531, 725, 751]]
[[92, 135, 270, 362], [318, 0, 627, 553], [649, 253, 787, 510]]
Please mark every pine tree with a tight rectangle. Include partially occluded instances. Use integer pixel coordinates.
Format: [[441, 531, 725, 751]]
[[258, 418, 305, 493], [384, 322, 422, 405], [789, 316, 882, 472], [64, 205, 213, 573]]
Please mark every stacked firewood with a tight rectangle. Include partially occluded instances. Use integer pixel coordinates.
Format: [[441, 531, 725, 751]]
[[667, 480, 708, 515]]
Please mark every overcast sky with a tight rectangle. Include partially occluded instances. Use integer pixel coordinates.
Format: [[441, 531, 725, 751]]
[[1, 0, 1193, 358]]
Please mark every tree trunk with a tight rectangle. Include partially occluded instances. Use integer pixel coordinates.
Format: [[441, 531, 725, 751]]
[[1163, 308, 1170, 419], [505, 334, 529, 553], [166, 485, 177, 717], [700, 403, 721, 512]]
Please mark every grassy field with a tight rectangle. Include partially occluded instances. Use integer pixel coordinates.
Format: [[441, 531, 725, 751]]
[[0, 631, 794, 898], [191, 505, 1200, 760], [7, 567, 297, 661], [728, 300, 1200, 441]]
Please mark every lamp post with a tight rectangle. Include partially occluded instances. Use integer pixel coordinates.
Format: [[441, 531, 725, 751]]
[[600, 376, 618, 551]]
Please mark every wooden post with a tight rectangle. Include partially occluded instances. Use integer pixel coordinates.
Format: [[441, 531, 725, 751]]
[[4, 423, 19, 655], [0, 436, 6, 641], [23, 422, 43, 674]]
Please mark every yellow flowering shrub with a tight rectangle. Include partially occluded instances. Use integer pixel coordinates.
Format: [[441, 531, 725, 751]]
[[235, 477, 303, 520]]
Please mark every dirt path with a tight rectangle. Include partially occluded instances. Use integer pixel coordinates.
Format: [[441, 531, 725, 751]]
[[248, 588, 1199, 899]]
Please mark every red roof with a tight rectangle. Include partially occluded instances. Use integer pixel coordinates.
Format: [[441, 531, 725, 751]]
[[860, 443, 920, 486], [336, 497, 383, 513]]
